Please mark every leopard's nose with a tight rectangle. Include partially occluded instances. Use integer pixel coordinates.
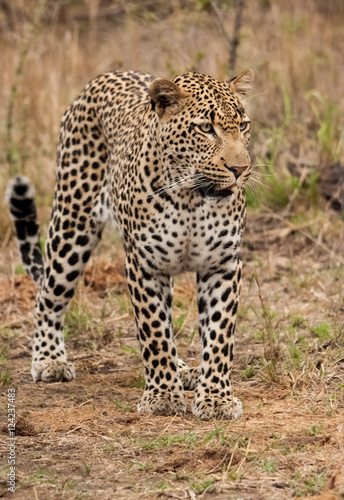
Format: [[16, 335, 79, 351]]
[[226, 165, 249, 179]]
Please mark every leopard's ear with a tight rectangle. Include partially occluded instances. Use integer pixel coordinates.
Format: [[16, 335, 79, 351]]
[[150, 79, 188, 119], [229, 69, 254, 98]]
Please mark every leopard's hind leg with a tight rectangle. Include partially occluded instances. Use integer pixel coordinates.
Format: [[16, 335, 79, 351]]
[[7, 96, 110, 382]]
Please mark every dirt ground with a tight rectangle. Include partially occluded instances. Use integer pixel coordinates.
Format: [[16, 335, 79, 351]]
[[0, 213, 344, 500]]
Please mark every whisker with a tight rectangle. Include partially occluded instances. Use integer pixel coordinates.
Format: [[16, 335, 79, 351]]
[[252, 163, 272, 172], [250, 173, 268, 181], [249, 176, 269, 188], [247, 177, 270, 192], [142, 173, 204, 199], [246, 178, 263, 197], [249, 173, 267, 185], [245, 91, 268, 101], [250, 165, 275, 178]]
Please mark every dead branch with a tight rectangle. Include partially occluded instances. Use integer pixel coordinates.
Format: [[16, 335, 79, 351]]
[[210, 0, 245, 77], [229, 0, 244, 75]]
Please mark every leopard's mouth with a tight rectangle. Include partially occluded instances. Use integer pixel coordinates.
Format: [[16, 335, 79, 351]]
[[197, 181, 236, 199]]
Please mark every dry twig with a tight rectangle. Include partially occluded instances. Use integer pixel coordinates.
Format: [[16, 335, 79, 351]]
[[210, 0, 245, 77]]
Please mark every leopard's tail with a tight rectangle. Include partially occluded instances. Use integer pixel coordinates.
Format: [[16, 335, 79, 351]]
[[6, 176, 44, 286]]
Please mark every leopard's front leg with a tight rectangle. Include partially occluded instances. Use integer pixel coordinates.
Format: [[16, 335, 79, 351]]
[[193, 261, 243, 420], [126, 256, 185, 416]]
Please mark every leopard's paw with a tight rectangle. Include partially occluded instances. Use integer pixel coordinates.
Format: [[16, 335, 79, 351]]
[[192, 395, 243, 421], [138, 388, 186, 416], [31, 360, 75, 383]]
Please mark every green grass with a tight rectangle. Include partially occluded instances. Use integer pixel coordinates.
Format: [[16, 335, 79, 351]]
[[129, 376, 145, 388], [64, 478, 80, 490], [120, 346, 139, 356], [113, 399, 133, 412], [15, 264, 25, 275], [203, 423, 235, 446], [306, 91, 343, 164], [0, 369, 12, 385], [128, 461, 151, 471], [117, 293, 132, 314], [0, 345, 9, 364], [249, 273, 281, 383], [136, 430, 198, 451], [27, 451, 42, 459], [288, 343, 304, 368], [242, 365, 256, 379], [260, 459, 278, 473], [22, 467, 57, 486], [290, 471, 327, 497], [291, 316, 307, 329], [64, 307, 93, 338], [311, 322, 331, 343], [0, 328, 20, 341], [82, 462, 92, 476], [303, 424, 323, 437], [154, 481, 171, 492], [246, 77, 343, 212], [101, 444, 116, 453], [191, 479, 215, 494], [173, 312, 187, 333]]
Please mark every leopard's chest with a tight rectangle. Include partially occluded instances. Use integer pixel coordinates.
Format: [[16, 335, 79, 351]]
[[130, 192, 245, 276]]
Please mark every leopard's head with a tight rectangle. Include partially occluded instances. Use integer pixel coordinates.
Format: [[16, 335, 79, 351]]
[[150, 69, 254, 199]]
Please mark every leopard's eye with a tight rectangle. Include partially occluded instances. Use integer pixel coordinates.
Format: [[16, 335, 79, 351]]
[[240, 121, 250, 132], [198, 123, 215, 134]]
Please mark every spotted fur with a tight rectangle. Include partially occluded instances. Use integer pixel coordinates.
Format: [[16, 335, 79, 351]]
[[7, 69, 254, 420]]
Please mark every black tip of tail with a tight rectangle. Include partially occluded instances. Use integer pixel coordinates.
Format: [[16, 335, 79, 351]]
[[6, 176, 44, 286], [6, 176, 37, 222]]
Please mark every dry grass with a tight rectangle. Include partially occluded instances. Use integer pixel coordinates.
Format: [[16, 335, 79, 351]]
[[1, 1, 344, 498]]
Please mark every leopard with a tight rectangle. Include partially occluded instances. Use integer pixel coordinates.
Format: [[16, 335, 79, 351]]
[[7, 68, 254, 420]]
